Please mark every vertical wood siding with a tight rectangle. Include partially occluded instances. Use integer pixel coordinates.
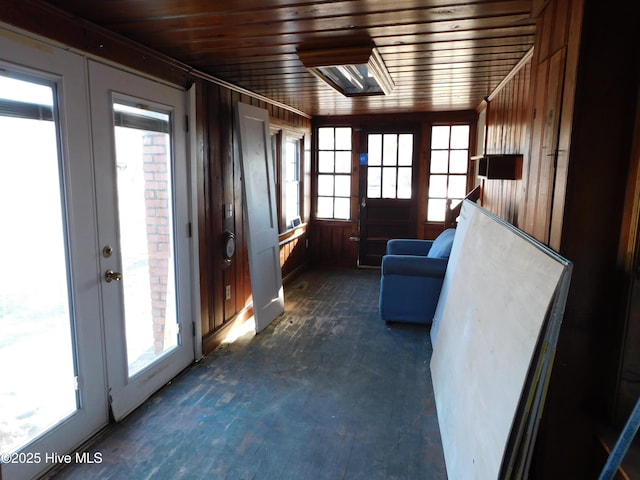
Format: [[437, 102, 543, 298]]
[[481, 0, 578, 245], [197, 82, 311, 353], [482, 60, 532, 227]]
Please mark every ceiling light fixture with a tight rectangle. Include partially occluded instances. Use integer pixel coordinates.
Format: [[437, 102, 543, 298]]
[[297, 45, 394, 97]]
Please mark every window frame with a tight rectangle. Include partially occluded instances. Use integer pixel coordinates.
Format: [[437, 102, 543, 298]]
[[426, 123, 472, 223], [271, 125, 307, 233], [315, 126, 353, 221], [284, 136, 301, 228]]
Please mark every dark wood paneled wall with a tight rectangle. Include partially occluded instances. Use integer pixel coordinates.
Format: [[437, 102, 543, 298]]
[[480, 0, 579, 245], [7, 2, 640, 477], [478, 0, 640, 477], [540, 0, 639, 475], [196, 82, 311, 353], [279, 226, 309, 283], [310, 221, 359, 268], [477, 1, 589, 476], [480, 58, 532, 226]]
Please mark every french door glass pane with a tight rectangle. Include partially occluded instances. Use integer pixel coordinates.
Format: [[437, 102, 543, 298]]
[[113, 102, 178, 378], [0, 76, 77, 454]]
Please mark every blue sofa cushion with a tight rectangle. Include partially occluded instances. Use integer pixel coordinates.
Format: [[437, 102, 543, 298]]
[[426, 228, 456, 258]]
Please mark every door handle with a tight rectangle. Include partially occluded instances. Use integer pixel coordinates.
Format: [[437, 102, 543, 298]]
[[105, 269, 123, 283], [361, 197, 367, 208]]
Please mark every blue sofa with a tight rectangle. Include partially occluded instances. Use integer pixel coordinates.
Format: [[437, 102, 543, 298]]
[[379, 229, 456, 325]]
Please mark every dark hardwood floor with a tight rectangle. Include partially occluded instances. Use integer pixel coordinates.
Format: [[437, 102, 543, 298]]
[[49, 268, 445, 479]]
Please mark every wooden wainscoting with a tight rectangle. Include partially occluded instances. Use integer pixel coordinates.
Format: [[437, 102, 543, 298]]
[[280, 225, 309, 283], [309, 221, 359, 268]]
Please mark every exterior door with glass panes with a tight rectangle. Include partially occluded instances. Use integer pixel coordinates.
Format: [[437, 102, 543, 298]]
[[0, 39, 107, 480], [359, 130, 419, 267], [88, 61, 194, 421]]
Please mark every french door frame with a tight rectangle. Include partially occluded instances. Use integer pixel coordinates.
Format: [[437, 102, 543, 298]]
[[0, 24, 200, 480], [0, 28, 108, 480], [89, 60, 196, 421]]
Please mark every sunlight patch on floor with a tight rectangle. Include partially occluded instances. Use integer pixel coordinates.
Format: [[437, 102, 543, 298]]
[[222, 317, 256, 344]]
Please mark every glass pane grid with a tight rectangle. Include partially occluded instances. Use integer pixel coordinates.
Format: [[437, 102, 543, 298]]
[[316, 127, 352, 220], [427, 124, 470, 222], [367, 133, 413, 200]]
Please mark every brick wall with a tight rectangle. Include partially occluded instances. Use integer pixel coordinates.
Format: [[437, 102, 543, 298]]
[[143, 133, 171, 354]]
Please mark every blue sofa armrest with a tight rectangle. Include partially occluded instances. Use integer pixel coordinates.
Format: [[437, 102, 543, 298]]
[[381, 255, 448, 278], [386, 239, 434, 256]]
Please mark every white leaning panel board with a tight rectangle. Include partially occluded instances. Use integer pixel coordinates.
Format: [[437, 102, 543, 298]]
[[430, 200, 570, 480]]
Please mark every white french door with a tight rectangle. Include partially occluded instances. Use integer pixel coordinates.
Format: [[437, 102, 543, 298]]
[[0, 32, 108, 480], [88, 61, 194, 421], [1, 27, 195, 480]]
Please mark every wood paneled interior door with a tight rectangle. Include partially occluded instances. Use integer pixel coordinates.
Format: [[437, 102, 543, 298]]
[[524, 47, 567, 243], [358, 129, 419, 267]]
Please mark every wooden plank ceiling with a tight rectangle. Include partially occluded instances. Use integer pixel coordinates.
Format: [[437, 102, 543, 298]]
[[44, 0, 536, 116]]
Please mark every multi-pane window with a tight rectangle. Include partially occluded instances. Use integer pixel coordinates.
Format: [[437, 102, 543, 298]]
[[367, 133, 413, 199], [317, 127, 351, 220], [284, 138, 301, 227], [427, 124, 470, 222]]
